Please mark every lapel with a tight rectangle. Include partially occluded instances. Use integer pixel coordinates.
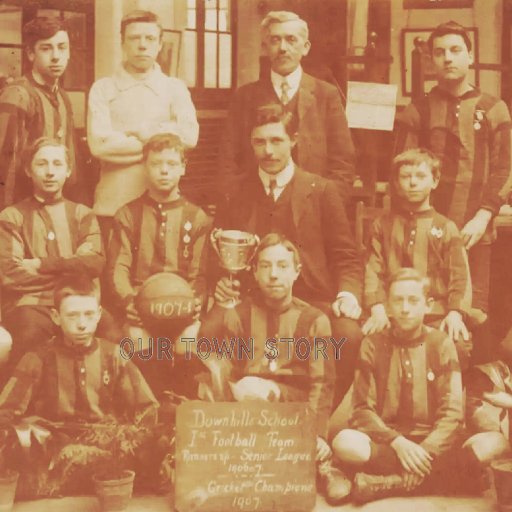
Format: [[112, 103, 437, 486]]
[[298, 73, 316, 121], [255, 78, 280, 106], [290, 167, 316, 228], [235, 174, 266, 231]]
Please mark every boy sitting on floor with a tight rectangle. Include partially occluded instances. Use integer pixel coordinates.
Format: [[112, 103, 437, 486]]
[[199, 233, 350, 505], [0, 273, 160, 497], [332, 268, 465, 503]]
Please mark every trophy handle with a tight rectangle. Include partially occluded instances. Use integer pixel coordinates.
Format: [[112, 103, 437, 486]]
[[210, 228, 222, 257], [246, 234, 260, 268]]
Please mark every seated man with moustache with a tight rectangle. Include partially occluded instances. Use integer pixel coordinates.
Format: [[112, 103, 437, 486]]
[[213, 104, 363, 408]]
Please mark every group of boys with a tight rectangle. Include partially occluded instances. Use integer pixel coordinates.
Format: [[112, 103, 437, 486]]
[[0, 7, 511, 507]]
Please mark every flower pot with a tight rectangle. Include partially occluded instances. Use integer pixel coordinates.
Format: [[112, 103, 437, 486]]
[[492, 459, 512, 512], [0, 470, 19, 512], [93, 470, 135, 512]]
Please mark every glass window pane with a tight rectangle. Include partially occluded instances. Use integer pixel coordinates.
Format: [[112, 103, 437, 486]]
[[218, 9, 229, 32], [187, 0, 196, 7], [63, 11, 86, 48], [204, 32, 217, 88], [187, 9, 196, 29], [219, 0, 228, 8], [219, 33, 231, 88], [183, 30, 197, 88], [205, 8, 217, 30], [0, 47, 22, 83], [0, 7, 22, 45]]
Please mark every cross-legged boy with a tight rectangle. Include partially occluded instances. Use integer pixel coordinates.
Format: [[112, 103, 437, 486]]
[[333, 268, 464, 503]]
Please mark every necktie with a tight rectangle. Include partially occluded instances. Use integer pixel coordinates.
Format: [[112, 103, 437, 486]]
[[281, 80, 290, 105], [268, 178, 278, 201]]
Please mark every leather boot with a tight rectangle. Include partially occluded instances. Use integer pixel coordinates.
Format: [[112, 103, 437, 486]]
[[352, 472, 412, 503], [316, 458, 352, 505]]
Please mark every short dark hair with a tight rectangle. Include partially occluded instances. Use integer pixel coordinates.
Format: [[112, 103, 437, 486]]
[[25, 137, 71, 172], [54, 273, 100, 310], [252, 104, 298, 138], [428, 21, 472, 53], [121, 10, 162, 40], [392, 148, 440, 181], [386, 268, 430, 297], [253, 233, 301, 270], [142, 133, 186, 163], [23, 17, 68, 51]]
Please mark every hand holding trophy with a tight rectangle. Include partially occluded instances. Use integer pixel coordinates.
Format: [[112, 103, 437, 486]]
[[210, 229, 259, 308]]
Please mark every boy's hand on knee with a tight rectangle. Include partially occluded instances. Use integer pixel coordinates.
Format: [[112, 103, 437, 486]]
[[316, 436, 332, 462], [439, 311, 469, 342], [391, 435, 433, 477], [403, 471, 424, 491], [362, 304, 390, 335]]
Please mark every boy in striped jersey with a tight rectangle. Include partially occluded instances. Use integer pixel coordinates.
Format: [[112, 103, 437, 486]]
[[0, 273, 157, 423], [0, 17, 81, 210], [395, 21, 512, 362], [0, 274, 159, 497], [107, 133, 211, 398], [362, 148, 473, 366], [199, 233, 352, 504], [108, 132, 211, 326], [0, 138, 105, 367], [333, 268, 464, 502]]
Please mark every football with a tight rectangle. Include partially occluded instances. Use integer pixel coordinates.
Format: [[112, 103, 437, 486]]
[[135, 272, 196, 325]]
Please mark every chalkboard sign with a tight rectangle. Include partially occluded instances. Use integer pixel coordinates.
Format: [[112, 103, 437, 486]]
[[175, 402, 316, 512]]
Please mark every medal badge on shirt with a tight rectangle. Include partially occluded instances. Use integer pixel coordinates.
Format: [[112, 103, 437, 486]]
[[183, 220, 192, 258], [474, 109, 485, 131]]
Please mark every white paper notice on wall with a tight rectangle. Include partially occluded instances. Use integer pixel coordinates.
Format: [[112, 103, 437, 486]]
[[346, 81, 398, 131]]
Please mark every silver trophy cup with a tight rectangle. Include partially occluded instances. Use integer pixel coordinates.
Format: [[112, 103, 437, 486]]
[[211, 229, 260, 307]]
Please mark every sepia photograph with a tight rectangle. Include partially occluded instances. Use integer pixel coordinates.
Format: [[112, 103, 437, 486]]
[[0, 0, 511, 511]]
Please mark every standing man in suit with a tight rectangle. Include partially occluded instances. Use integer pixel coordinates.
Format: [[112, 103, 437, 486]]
[[213, 104, 363, 405], [218, 11, 355, 200]]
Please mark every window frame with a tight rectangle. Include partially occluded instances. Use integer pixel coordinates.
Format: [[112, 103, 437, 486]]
[[187, 0, 237, 109]]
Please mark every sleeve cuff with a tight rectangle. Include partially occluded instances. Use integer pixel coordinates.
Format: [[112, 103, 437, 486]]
[[336, 291, 358, 303], [39, 257, 62, 274]]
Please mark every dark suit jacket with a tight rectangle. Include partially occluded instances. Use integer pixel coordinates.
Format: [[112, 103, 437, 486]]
[[218, 73, 356, 200], [214, 167, 362, 303]]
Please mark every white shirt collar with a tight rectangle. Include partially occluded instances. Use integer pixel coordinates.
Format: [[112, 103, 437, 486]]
[[113, 62, 165, 93], [270, 66, 302, 100], [258, 159, 295, 191]]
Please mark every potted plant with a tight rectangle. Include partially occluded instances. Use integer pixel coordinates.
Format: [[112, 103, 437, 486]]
[[51, 417, 150, 512], [91, 421, 148, 512]]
